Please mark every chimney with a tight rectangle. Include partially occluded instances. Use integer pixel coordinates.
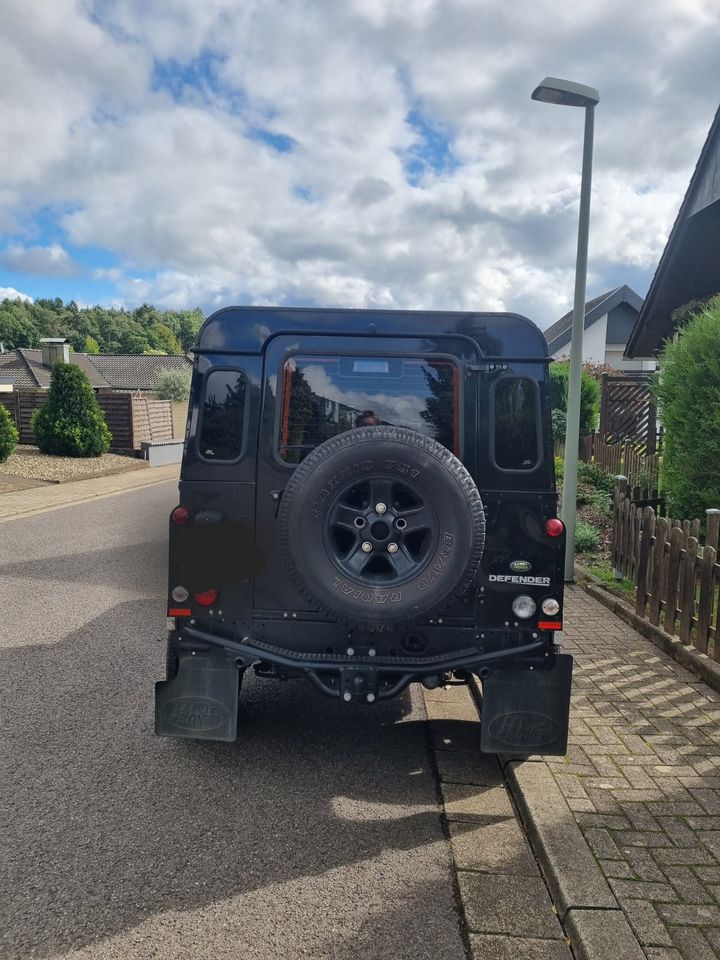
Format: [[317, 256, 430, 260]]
[[40, 338, 70, 368]]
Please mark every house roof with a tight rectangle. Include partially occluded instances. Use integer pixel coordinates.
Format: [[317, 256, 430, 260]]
[[89, 353, 192, 390], [18, 349, 112, 388], [626, 104, 720, 358], [0, 350, 192, 391], [543, 285, 644, 354]]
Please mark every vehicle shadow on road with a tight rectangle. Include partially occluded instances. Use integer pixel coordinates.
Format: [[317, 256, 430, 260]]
[[1, 597, 517, 959]]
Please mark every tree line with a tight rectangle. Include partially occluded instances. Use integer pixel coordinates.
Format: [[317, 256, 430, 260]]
[[0, 297, 204, 355]]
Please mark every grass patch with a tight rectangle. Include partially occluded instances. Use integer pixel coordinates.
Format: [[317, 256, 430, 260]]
[[587, 561, 635, 596]]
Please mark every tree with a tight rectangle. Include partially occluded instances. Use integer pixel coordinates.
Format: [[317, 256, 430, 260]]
[[0, 403, 19, 463], [149, 322, 182, 355], [84, 336, 100, 354], [0, 301, 40, 348], [155, 368, 191, 401], [652, 298, 720, 518], [32, 362, 111, 457], [549, 361, 600, 437]]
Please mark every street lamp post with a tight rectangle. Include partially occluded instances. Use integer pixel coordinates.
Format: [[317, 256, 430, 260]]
[[531, 76, 600, 582]]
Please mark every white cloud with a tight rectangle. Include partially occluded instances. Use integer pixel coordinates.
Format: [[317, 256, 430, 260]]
[[0, 286, 33, 302], [0, 0, 719, 327], [1, 243, 77, 276]]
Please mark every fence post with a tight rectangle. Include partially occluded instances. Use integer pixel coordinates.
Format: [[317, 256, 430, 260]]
[[636, 507, 655, 617], [613, 476, 628, 579], [706, 509, 720, 554]]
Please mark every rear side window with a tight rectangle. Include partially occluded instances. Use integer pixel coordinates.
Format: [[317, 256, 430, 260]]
[[278, 355, 459, 463], [198, 369, 247, 461], [493, 378, 540, 470]]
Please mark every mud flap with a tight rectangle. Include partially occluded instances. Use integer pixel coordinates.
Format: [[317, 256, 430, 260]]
[[155, 654, 239, 741], [479, 654, 573, 756]]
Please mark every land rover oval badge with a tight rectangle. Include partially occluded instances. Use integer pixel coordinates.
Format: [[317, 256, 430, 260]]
[[510, 560, 532, 573]]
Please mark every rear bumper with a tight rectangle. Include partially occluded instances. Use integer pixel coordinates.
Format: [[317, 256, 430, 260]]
[[177, 624, 549, 699]]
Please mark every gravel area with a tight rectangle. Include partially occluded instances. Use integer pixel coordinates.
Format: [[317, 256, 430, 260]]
[[0, 445, 147, 484]]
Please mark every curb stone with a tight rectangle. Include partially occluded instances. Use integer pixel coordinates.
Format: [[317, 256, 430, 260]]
[[468, 676, 648, 960], [0, 465, 179, 522], [574, 564, 720, 696], [504, 761, 618, 918]]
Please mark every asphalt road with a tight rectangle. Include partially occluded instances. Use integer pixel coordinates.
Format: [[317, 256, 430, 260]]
[[1, 481, 466, 960]]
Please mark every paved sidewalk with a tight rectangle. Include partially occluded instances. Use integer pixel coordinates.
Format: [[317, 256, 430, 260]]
[[0, 463, 179, 521], [539, 586, 720, 959]]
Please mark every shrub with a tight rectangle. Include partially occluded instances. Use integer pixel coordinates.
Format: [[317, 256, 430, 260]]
[[549, 361, 600, 435], [155, 368, 191, 402], [551, 409, 567, 443], [0, 402, 19, 463], [32, 362, 111, 457], [652, 298, 720, 518], [577, 461, 615, 494], [575, 518, 600, 553]]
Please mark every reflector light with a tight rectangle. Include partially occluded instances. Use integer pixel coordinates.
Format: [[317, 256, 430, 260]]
[[172, 506, 191, 525], [511, 595, 537, 619], [171, 585, 189, 603], [538, 620, 563, 630], [542, 597, 561, 616], [194, 588, 218, 606], [168, 607, 192, 617], [545, 518, 564, 537]]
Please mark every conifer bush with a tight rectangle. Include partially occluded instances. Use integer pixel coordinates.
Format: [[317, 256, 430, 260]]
[[0, 402, 19, 463], [32, 362, 111, 457], [652, 298, 720, 518]]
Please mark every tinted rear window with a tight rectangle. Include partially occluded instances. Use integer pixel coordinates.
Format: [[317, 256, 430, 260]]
[[278, 355, 459, 463], [493, 378, 539, 470], [198, 370, 247, 461]]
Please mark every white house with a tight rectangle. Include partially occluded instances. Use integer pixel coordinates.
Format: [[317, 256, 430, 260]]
[[543, 285, 655, 371]]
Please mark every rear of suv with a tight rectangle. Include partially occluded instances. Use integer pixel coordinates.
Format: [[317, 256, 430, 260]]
[[156, 306, 572, 754]]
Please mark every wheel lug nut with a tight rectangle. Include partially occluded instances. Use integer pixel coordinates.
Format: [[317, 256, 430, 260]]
[[361, 542, 373, 553], [387, 542, 399, 554], [375, 502, 387, 514]]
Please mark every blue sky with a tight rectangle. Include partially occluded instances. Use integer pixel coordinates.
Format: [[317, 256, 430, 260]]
[[1, 0, 719, 328]]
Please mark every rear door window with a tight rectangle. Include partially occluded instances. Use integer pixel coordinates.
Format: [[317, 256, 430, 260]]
[[493, 377, 540, 470], [278, 355, 460, 463], [198, 369, 248, 461]]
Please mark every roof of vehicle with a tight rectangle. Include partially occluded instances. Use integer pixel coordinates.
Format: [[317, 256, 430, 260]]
[[195, 306, 548, 359]]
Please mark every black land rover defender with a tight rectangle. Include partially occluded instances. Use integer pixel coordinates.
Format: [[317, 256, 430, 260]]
[[156, 306, 572, 754]]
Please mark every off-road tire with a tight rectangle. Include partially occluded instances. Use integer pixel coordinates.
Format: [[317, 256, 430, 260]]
[[277, 426, 485, 630]]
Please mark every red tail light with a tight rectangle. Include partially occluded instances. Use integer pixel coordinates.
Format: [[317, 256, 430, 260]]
[[545, 518, 564, 538], [172, 506, 191, 525], [194, 588, 219, 607]]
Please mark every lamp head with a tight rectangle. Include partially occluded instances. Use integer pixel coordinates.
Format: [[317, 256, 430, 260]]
[[532, 77, 599, 107]]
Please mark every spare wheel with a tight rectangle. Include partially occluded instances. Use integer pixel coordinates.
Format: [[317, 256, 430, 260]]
[[277, 426, 485, 630]]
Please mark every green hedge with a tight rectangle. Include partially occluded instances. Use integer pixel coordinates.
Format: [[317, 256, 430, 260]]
[[652, 297, 720, 518], [549, 362, 600, 437], [0, 402, 18, 463]]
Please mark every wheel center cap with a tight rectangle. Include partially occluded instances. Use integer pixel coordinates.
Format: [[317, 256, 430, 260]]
[[370, 520, 390, 540]]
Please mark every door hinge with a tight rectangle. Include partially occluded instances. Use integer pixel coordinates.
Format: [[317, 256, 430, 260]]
[[465, 360, 508, 377]]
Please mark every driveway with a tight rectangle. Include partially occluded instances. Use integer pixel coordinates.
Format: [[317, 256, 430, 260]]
[[1, 482, 466, 960]]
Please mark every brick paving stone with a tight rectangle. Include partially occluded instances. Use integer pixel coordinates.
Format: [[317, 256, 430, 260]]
[[656, 903, 720, 925], [621, 899, 675, 947], [534, 585, 720, 955], [468, 934, 572, 959], [457, 873, 564, 939], [670, 925, 718, 959]]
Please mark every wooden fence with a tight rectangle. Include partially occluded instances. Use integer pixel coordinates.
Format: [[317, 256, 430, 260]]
[[599, 372, 658, 455], [572, 433, 661, 490], [2, 389, 173, 452], [612, 478, 720, 655]]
